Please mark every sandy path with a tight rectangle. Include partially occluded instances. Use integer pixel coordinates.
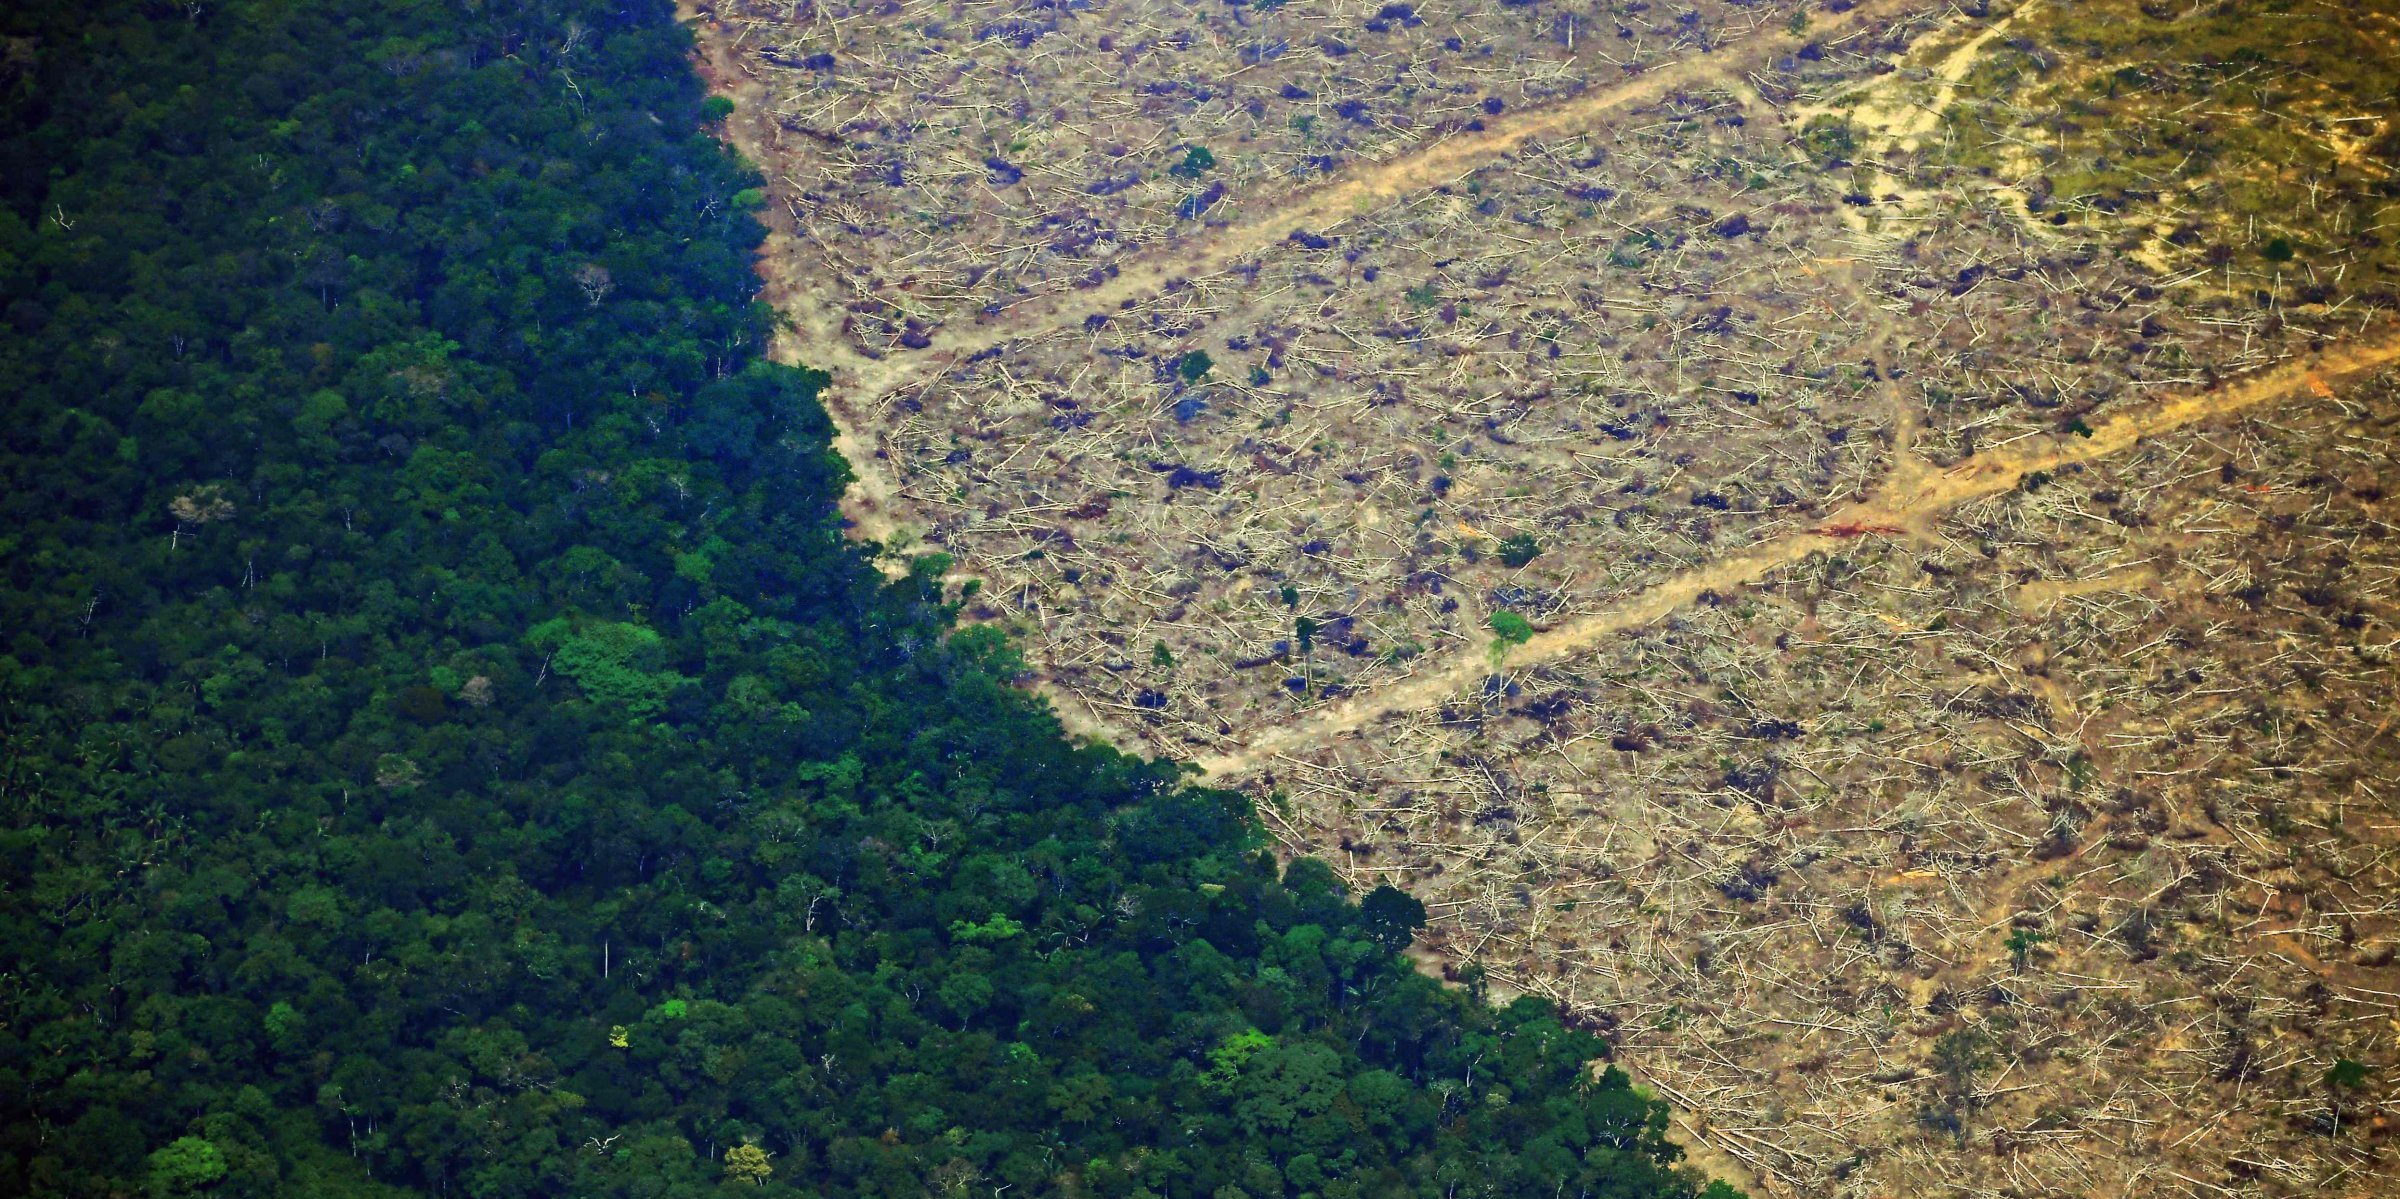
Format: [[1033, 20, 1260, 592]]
[[1194, 330, 2400, 778]]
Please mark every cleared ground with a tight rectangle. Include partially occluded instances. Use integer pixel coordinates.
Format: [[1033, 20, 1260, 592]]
[[692, 0, 2400, 1193]]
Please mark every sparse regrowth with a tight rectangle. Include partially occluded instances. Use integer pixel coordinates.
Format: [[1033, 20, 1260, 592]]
[[1487, 610, 1535, 645]]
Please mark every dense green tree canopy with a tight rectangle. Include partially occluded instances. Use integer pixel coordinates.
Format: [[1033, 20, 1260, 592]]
[[0, 2, 1736, 1197]]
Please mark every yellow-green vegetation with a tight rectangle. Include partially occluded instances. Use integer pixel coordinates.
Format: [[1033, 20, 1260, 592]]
[[1943, 0, 2400, 306]]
